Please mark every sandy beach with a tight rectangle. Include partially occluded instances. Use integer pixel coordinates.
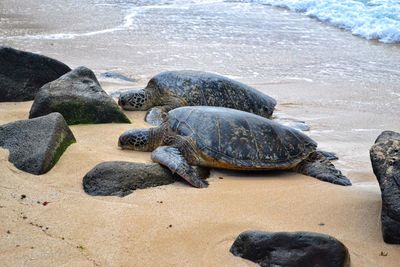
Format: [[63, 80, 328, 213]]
[[1, 0, 400, 266]]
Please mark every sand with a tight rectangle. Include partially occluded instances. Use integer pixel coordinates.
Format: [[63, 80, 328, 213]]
[[0, 97, 399, 267]]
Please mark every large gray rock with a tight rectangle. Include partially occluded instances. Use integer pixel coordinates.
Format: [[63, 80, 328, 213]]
[[0, 113, 76, 175], [230, 231, 350, 267], [83, 161, 210, 197], [29, 66, 130, 125], [0, 47, 71, 101], [370, 130, 400, 244]]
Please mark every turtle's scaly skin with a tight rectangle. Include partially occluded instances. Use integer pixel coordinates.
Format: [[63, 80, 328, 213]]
[[167, 107, 316, 170], [120, 70, 277, 118]]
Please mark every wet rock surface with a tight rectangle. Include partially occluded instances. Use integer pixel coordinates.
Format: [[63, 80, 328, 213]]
[[0, 113, 76, 175], [0, 47, 71, 101], [83, 161, 210, 197], [29, 66, 130, 125], [370, 130, 400, 244], [230, 230, 350, 267], [100, 71, 136, 82]]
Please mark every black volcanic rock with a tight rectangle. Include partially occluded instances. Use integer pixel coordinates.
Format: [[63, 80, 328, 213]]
[[83, 161, 210, 197], [29, 66, 130, 125], [0, 113, 76, 175], [230, 231, 350, 267], [0, 47, 71, 101], [370, 130, 400, 244]]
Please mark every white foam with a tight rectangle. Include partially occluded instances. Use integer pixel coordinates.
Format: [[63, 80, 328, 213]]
[[247, 0, 400, 43], [286, 76, 313, 82], [351, 128, 381, 132]]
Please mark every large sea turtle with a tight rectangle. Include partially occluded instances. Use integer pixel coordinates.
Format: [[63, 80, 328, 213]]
[[118, 70, 277, 125], [118, 107, 351, 188]]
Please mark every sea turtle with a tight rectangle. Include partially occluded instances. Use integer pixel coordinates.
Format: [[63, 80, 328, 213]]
[[118, 107, 351, 188], [118, 70, 277, 125]]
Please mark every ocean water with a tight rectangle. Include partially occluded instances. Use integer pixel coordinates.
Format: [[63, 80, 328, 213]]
[[246, 0, 400, 43], [1, 0, 399, 43]]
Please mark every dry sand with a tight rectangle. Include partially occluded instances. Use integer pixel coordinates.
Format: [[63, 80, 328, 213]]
[[0, 97, 399, 267]]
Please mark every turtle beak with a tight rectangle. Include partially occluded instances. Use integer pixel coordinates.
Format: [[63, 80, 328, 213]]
[[117, 137, 123, 148]]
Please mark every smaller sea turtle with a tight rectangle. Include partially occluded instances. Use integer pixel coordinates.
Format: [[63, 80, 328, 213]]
[[118, 107, 350, 188], [118, 70, 277, 125]]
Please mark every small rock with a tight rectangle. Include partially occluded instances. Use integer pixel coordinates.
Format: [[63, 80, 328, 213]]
[[29, 66, 130, 125], [0, 113, 76, 175], [380, 251, 388, 256], [20, 194, 26, 200], [230, 230, 350, 267], [370, 130, 400, 244], [6, 230, 11, 234], [42, 201, 49, 206], [100, 71, 136, 82], [83, 161, 210, 197]]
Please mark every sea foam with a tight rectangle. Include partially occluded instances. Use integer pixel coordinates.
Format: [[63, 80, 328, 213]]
[[247, 0, 400, 43]]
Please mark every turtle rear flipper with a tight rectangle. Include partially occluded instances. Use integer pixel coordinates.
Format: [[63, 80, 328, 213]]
[[294, 151, 351, 186], [151, 146, 209, 188], [317, 150, 338, 161]]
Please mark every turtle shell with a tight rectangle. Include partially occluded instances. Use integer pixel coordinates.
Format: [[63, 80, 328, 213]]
[[146, 70, 277, 118], [167, 107, 317, 170]]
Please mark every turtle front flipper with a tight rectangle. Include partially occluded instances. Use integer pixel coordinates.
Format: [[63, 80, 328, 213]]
[[151, 146, 209, 188], [293, 151, 351, 186], [145, 98, 184, 125], [146, 107, 168, 126]]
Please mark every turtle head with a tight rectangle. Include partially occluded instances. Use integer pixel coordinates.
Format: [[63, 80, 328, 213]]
[[118, 89, 154, 111], [118, 127, 164, 152]]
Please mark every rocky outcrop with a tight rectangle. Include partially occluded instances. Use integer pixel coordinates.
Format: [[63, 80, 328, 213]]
[[230, 231, 350, 267], [29, 66, 130, 125], [83, 161, 210, 197], [370, 130, 400, 244], [0, 47, 71, 101], [0, 113, 76, 175]]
